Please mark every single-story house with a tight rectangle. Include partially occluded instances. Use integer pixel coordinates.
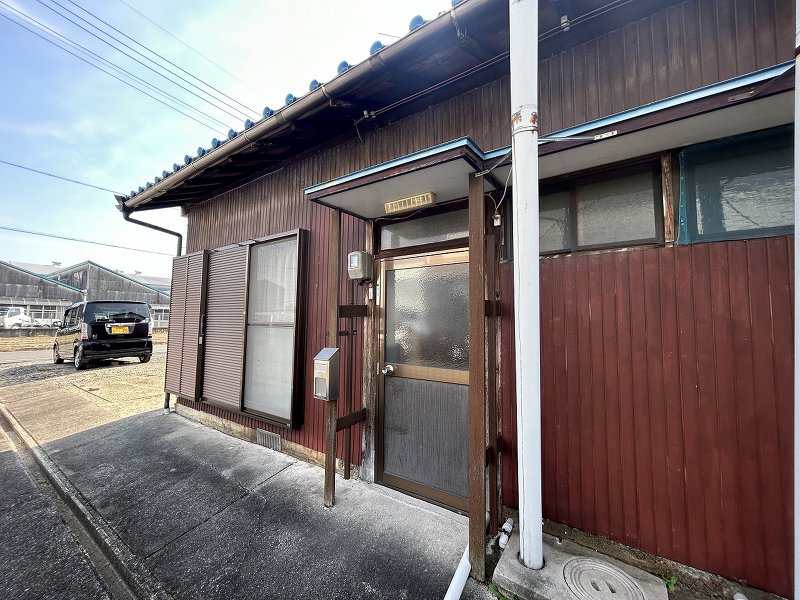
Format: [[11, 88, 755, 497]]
[[116, 0, 794, 595]]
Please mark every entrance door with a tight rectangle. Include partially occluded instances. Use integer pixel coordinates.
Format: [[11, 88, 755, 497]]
[[377, 249, 469, 511]]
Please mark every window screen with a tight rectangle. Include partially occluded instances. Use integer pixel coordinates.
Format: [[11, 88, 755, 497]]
[[242, 232, 305, 426], [678, 127, 793, 243]]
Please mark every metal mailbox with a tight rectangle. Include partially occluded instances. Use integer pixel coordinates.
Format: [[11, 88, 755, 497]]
[[313, 347, 340, 401]]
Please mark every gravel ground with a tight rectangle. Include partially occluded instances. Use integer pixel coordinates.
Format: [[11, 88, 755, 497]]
[[0, 354, 166, 418]]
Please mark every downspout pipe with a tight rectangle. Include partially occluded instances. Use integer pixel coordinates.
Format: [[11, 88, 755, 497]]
[[443, 546, 471, 600], [116, 196, 183, 256], [793, 2, 799, 596], [115, 195, 182, 416], [509, 0, 544, 570]]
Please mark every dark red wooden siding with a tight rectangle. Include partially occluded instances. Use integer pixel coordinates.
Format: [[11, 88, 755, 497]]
[[500, 236, 794, 596]]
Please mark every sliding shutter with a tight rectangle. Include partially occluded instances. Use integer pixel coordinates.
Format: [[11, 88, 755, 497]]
[[202, 246, 248, 409], [164, 251, 209, 400]]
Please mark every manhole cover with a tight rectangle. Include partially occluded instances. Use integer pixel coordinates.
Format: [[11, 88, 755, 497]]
[[563, 557, 646, 600]]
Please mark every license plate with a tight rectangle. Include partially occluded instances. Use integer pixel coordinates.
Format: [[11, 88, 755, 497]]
[[111, 326, 128, 334]]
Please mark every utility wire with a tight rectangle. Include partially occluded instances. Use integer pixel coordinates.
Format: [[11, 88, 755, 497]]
[[0, 2, 232, 131], [116, 0, 267, 102], [0, 226, 175, 256], [0, 11, 227, 135], [65, 0, 260, 118], [0, 159, 124, 194], [33, 0, 247, 123]]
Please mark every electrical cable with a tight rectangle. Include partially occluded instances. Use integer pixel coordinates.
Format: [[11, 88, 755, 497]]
[[115, 0, 265, 100], [0, 11, 227, 135], [63, 0, 260, 118], [0, 225, 175, 256], [0, 2, 232, 131], [0, 159, 124, 194], [33, 0, 248, 123]]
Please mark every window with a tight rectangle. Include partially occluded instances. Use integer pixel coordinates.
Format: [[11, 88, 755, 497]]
[[678, 127, 793, 244], [504, 162, 661, 258], [380, 209, 468, 250], [242, 231, 307, 427]]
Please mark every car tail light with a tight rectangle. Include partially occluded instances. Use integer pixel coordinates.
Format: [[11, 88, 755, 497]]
[[80, 322, 88, 340], [148, 319, 153, 338]]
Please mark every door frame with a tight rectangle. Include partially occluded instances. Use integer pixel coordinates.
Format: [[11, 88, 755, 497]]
[[375, 247, 470, 512]]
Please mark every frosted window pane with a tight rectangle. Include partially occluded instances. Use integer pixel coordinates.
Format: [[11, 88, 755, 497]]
[[692, 145, 793, 236], [243, 326, 294, 419], [576, 171, 656, 246], [381, 210, 468, 250], [385, 263, 469, 370], [248, 238, 297, 324], [540, 192, 570, 253]]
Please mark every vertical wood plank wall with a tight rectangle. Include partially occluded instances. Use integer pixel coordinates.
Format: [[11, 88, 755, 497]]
[[500, 236, 794, 596]]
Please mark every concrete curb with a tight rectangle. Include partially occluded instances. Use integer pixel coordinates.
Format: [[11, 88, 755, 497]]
[[0, 403, 172, 600]]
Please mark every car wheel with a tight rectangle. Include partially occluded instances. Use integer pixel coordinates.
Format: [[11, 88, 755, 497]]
[[11, 323, 19, 329], [139, 354, 151, 363], [74, 347, 87, 370], [53, 346, 63, 364]]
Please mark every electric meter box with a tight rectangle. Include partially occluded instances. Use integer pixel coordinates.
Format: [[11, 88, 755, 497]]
[[347, 251, 372, 281], [313, 347, 340, 401]]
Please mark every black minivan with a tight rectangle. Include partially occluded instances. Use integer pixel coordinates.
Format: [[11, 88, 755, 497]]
[[53, 301, 153, 370]]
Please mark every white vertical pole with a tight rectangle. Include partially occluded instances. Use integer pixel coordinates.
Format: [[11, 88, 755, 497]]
[[509, 0, 543, 569], [794, 2, 799, 596]]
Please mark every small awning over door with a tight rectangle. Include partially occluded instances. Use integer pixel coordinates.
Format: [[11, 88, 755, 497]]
[[304, 137, 498, 219]]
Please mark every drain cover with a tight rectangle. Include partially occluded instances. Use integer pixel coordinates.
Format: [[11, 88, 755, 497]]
[[563, 557, 646, 600]]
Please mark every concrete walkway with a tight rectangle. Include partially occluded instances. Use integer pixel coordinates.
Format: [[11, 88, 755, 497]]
[[0, 383, 493, 600]]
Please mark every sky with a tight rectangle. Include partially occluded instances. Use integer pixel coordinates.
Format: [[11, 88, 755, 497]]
[[0, 0, 448, 277]]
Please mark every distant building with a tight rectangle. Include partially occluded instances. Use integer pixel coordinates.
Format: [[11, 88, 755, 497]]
[[0, 261, 83, 322], [0, 260, 171, 327], [48, 261, 171, 327]]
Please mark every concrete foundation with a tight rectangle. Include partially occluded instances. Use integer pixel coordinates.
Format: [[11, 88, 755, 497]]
[[493, 532, 668, 600]]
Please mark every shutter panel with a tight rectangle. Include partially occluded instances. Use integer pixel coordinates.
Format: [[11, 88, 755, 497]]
[[180, 252, 209, 400], [164, 251, 208, 400], [164, 256, 187, 396], [202, 246, 247, 409]]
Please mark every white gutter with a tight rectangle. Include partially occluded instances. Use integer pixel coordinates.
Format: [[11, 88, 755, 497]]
[[793, 2, 799, 597], [509, 0, 543, 570], [123, 0, 496, 210]]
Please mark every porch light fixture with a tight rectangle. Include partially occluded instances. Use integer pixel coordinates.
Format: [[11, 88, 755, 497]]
[[384, 192, 436, 215]]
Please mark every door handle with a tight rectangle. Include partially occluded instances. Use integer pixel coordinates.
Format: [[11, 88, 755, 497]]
[[381, 364, 394, 376]]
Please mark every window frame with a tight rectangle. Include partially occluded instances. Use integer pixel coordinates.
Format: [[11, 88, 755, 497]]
[[240, 229, 308, 429], [527, 161, 664, 257], [677, 126, 794, 244]]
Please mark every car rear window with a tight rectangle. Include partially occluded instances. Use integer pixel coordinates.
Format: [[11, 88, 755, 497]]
[[84, 303, 150, 323]]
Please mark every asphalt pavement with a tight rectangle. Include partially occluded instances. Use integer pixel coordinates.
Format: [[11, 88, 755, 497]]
[[0, 381, 494, 600], [0, 424, 111, 600]]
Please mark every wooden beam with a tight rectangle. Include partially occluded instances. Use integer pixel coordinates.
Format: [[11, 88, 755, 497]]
[[661, 152, 676, 243], [468, 172, 487, 581], [336, 408, 368, 431]]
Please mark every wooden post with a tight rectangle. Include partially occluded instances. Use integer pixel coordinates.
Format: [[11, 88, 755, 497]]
[[468, 172, 487, 580], [343, 280, 354, 480], [486, 233, 499, 534], [324, 209, 341, 507], [360, 221, 377, 483], [324, 399, 338, 508]]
